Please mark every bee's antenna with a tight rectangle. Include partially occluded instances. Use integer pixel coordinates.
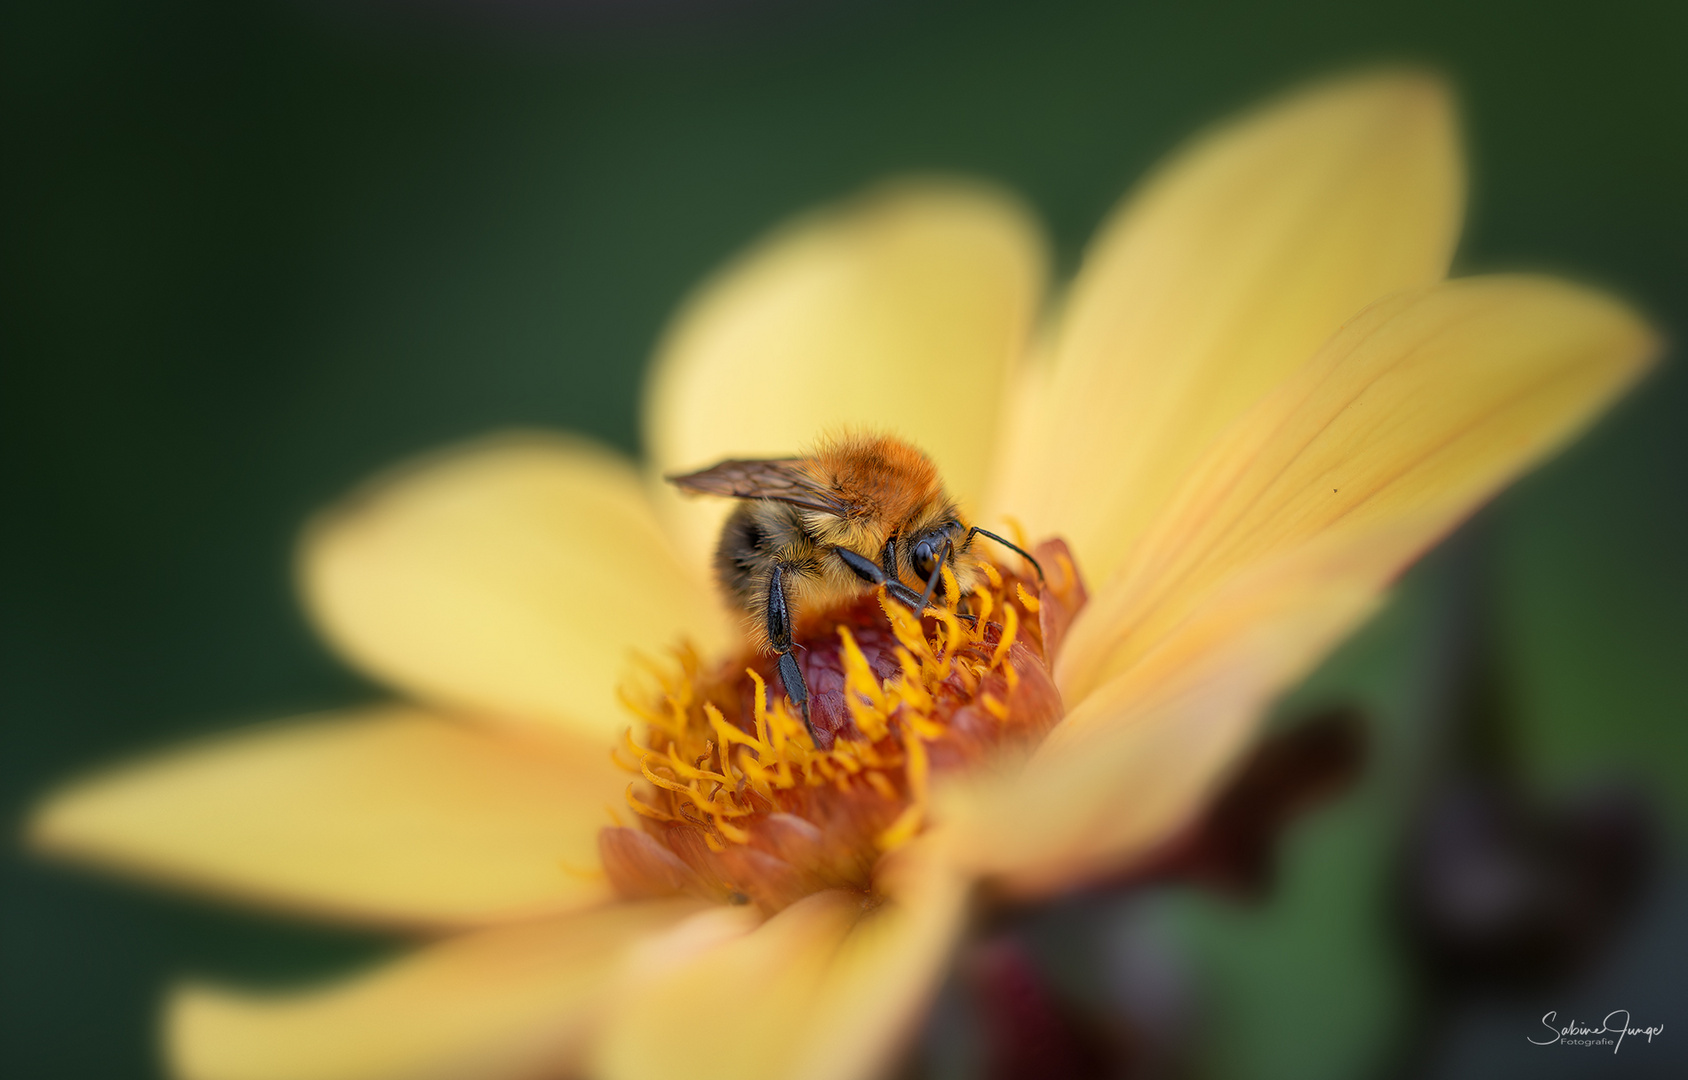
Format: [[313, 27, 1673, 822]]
[[967, 527, 1044, 585]]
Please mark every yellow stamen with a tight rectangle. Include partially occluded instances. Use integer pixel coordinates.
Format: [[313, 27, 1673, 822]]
[[624, 785, 672, 821], [558, 858, 607, 880], [609, 552, 1060, 910], [1056, 551, 1077, 593], [875, 725, 930, 850], [1002, 515, 1031, 555], [991, 603, 1019, 671], [712, 815, 751, 844]]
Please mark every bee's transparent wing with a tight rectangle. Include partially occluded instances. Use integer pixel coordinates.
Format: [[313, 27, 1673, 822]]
[[665, 457, 849, 515]]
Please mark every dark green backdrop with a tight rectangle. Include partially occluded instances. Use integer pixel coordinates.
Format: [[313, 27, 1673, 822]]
[[4, 1, 1685, 1077]]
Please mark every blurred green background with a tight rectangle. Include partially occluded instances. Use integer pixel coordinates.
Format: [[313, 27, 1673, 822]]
[[4, 0, 1684, 1077]]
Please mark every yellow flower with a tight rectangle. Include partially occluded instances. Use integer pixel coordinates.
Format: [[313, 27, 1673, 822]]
[[30, 71, 1655, 1080]]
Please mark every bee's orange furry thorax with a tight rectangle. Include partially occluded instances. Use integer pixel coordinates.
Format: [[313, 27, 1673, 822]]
[[807, 433, 944, 528]]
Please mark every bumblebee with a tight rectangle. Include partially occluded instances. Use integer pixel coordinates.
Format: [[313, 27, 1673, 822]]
[[667, 433, 1040, 740]]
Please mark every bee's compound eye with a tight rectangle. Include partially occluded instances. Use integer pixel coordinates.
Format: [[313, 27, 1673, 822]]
[[912, 539, 938, 582]]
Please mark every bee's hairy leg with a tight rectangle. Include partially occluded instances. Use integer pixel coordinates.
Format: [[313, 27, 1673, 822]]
[[968, 527, 1045, 585], [880, 535, 899, 581], [766, 564, 817, 744]]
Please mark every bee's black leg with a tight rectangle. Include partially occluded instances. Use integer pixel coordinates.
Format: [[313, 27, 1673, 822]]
[[907, 540, 980, 626], [836, 547, 926, 610], [881, 535, 899, 581], [777, 652, 811, 741], [914, 538, 953, 611], [766, 564, 816, 744], [968, 527, 1045, 585], [834, 546, 977, 623], [836, 545, 888, 588]]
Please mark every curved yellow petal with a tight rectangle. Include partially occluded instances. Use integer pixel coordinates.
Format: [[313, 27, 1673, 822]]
[[644, 180, 1047, 571], [300, 434, 731, 740], [937, 520, 1403, 892], [1058, 275, 1658, 708], [594, 845, 967, 1080], [168, 899, 708, 1080], [993, 70, 1463, 584], [949, 275, 1656, 892], [30, 706, 627, 927]]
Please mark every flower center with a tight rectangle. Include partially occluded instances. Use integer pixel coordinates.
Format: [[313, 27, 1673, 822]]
[[599, 544, 1085, 913]]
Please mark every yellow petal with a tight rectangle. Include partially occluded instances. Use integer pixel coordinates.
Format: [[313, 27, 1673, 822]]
[[993, 70, 1463, 584], [948, 275, 1655, 891], [30, 706, 626, 927], [644, 180, 1047, 570], [168, 899, 710, 1080], [594, 845, 967, 1080], [1058, 275, 1658, 708], [938, 521, 1402, 891], [301, 434, 731, 740]]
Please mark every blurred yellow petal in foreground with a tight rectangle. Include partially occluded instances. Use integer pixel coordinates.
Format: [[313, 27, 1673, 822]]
[[31, 706, 626, 926]]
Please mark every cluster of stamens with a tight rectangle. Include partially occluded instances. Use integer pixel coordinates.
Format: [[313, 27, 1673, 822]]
[[598, 546, 1085, 913]]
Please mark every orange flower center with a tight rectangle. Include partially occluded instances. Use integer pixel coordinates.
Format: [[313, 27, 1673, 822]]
[[599, 542, 1086, 913]]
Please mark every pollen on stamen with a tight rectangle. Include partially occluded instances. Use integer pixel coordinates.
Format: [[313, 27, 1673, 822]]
[[597, 544, 1085, 914]]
